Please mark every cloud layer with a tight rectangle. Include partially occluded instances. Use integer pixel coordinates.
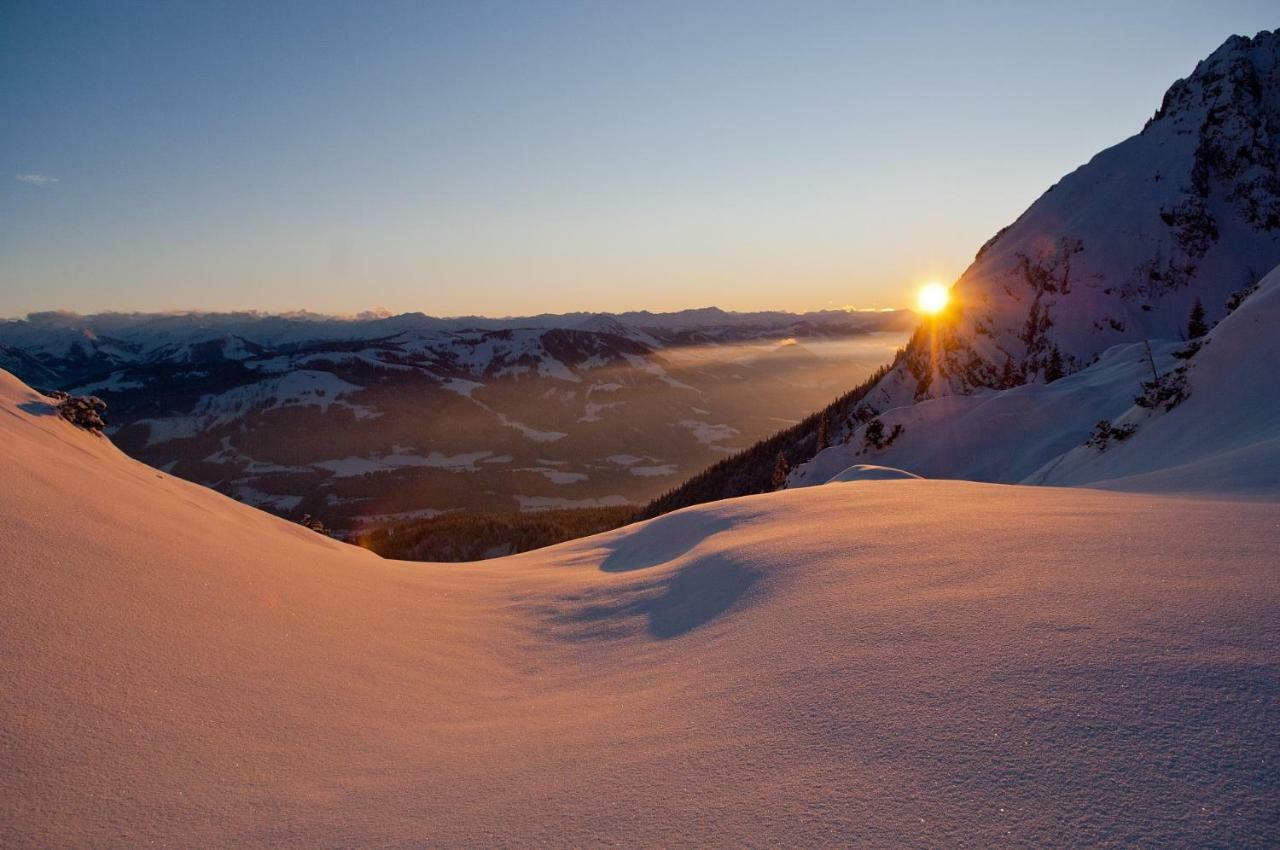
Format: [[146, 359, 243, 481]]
[[16, 173, 59, 186]]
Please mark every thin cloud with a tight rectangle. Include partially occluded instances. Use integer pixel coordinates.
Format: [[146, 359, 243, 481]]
[[16, 173, 60, 186]]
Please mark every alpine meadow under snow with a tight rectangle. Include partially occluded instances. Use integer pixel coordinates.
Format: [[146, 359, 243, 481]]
[[3, 25, 1280, 850]]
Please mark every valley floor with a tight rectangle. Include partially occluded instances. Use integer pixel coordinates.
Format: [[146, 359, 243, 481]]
[[2, 370, 1277, 847]]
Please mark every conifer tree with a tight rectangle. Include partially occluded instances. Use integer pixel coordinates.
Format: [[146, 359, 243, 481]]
[[999, 354, 1018, 389], [1187, 298, 1208, 339], [771, 452, 790, 490], [816, 412, 830, 452], [1045, 345, 1065, 382]]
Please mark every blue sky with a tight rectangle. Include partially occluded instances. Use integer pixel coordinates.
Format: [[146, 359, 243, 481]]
[[2, 1, 1275, 317]]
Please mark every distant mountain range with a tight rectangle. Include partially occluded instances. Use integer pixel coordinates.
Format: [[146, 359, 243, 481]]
[[0, 307, 910, 529]]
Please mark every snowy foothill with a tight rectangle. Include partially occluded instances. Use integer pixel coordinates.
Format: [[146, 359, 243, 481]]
[[137, 369, 379, 447]]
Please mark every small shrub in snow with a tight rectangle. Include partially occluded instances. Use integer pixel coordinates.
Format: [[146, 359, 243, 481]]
[[1225, 281, 1260, 314], [998, 355, 1022, 389], [862, 418, 904, 451], [1043, 345, 1066, 382], [298, 514, 329, 534], [44, 390, 107, 434], [1085, 420, 1137, 452], [1172, 338, 1208, 361], [1134, 367, 1190, 412]]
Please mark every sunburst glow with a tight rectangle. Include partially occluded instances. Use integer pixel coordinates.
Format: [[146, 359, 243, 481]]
[[917, 282, 950, 315]]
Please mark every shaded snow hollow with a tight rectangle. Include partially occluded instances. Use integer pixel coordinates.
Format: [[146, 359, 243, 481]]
[[1, 369, 1277, 847]]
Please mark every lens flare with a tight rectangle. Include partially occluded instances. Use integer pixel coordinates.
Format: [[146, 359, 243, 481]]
[[917, 282, 950, 315]]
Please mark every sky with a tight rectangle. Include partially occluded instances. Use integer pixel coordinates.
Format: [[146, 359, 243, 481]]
[[1, 1, 1276, 319]]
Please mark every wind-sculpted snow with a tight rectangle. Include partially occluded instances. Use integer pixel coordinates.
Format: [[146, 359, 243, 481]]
[[1, 368, 1277, 847], [824, 464, 921, 483]]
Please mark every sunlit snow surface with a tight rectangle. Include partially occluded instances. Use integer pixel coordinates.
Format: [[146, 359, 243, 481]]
[[1, 368, 1276, 847]]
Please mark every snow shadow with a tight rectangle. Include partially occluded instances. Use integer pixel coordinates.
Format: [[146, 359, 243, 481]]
[[556, 510, 764, 638], [558, 555, 763, 640], [599, 511, 737, 573], [642, 556, 762, 639], [17, 400, 57, 417]]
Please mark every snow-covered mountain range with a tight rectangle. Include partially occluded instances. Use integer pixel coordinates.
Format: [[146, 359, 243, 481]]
[[0, 308, 909, 527], [0, 306, 907, 385]]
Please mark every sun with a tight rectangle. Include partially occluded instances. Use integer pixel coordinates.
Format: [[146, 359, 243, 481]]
[[917, 282, 950, 315]]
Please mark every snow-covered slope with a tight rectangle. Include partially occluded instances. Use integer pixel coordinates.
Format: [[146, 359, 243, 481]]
[[793, 262, 1280, 497], [791, 336, 1184, 487], [2, 368, 1277, 847], [1032, 263, 1280, 493]]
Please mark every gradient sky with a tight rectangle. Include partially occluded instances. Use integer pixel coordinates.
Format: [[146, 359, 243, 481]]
[[2, 1, 1275, 318]]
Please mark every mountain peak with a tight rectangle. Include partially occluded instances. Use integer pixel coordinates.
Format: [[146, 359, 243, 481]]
[[1204, 29, 1277, 64], [1148, 29, 1278, 129]]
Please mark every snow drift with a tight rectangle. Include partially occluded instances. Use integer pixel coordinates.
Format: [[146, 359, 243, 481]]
[[825, 464, 922, 483], [2, 367, 1277, 847]]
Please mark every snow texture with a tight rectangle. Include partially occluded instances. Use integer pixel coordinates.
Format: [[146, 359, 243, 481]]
[[1, 367, 1276, 847]]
